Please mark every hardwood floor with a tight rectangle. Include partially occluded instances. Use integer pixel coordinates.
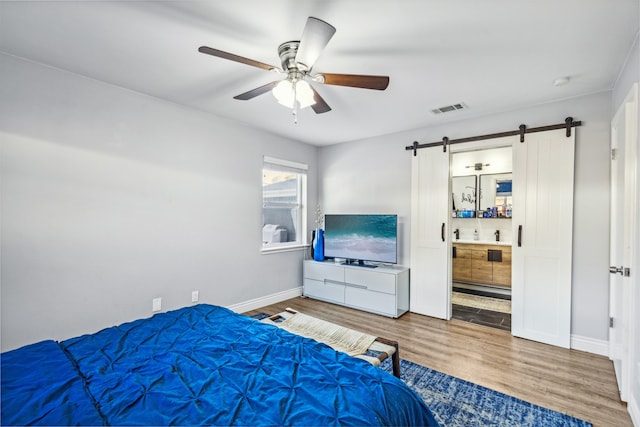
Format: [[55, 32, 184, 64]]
[[245, 297, 632, 427]]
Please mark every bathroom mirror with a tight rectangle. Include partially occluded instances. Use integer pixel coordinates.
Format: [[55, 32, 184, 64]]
[[479, 173, 512, 214], [452, 175, 477, 214]]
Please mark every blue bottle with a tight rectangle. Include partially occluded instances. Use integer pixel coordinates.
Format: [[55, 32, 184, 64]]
[[313, 228, 324, 261]]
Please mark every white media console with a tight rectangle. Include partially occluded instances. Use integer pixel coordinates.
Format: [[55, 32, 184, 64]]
[[302, 260, 409, 318]]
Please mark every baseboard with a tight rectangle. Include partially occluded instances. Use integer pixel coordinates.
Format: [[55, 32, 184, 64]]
[[452, 282, 511, 297], [570, 334, 609, 357], [227, 287, 303, 314]]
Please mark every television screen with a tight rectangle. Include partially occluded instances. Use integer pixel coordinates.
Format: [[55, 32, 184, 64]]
[[324, 214, 397, 265]]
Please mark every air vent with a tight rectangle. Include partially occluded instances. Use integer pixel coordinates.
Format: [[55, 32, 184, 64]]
[[431, 102, 468, 115]]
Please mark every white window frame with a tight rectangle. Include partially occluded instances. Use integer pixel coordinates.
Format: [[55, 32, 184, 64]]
[[261, 156, 308, 254]]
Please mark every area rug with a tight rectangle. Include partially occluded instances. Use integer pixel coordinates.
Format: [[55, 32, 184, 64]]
[[380, 358, 591, 426], [452, 291, 512, 314]]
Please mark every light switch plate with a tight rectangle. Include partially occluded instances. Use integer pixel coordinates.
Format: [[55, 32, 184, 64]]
[[152, 297, 162, 312]]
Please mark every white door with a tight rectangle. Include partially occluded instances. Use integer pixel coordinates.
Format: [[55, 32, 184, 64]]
[[609, 83, 637, 404], [512, 129, 575, 348], [410, 146, 450, 319]]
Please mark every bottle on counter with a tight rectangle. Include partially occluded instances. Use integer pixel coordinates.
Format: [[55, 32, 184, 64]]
[[473, 229, 479, 240]]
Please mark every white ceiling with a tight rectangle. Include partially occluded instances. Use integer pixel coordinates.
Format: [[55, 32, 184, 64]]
[[1, 1, 638, 146]]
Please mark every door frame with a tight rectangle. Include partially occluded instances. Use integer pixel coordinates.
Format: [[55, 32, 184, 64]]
[[609, 82, 638, 409]]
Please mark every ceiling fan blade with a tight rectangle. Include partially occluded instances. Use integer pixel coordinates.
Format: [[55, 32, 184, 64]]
[[233, 81, 280, 100], [295, 17, 336, 71], [309, 86, 331, 114], [318, 73, 390, 90], [198, 46, 279, 71]]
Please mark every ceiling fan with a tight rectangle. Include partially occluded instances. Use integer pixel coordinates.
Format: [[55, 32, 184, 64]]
[[198, 17, 389, 118]]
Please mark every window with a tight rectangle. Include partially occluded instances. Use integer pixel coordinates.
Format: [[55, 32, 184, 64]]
[[262, 156, 307, 251]]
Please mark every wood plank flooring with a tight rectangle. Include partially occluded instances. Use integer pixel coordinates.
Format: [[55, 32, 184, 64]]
[[245, 297, 632, 427]]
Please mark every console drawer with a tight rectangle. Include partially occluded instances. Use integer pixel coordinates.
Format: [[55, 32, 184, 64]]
[[345, 286, 396, 317], [304, 261, 345, 282], [345, 268, 396, 294], [303, 278, 345, 304]]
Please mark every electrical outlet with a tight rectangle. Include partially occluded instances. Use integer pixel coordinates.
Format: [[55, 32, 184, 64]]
[[191, 290, 199, 303], [152, 297, 162, 312]]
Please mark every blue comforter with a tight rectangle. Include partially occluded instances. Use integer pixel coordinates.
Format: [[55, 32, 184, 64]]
[[2, 304, 439, 426]]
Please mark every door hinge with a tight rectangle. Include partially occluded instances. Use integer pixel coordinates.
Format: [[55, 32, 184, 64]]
[[610, 317, 614, 328], [624, 267, 631, 277], [611, 148, 617, 160]]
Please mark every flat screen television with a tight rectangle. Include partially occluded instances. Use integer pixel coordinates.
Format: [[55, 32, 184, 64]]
[[323, 214, 398, 266]]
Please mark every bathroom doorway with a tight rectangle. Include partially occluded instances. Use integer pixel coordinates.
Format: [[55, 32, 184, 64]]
[[451, 147, 513, 331]]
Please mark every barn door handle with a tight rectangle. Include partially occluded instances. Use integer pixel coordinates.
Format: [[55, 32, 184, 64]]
[[517, 225, 523, 247], [441, 223, 445, 242]]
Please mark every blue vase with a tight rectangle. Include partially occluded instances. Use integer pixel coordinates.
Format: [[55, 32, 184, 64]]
[[313, 228, 324, 261]]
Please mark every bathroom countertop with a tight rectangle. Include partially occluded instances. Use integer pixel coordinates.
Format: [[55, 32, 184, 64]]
[[452, 240, 512, 246]]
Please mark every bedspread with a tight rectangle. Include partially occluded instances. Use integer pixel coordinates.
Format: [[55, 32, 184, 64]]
[[2, 304, 439, 426]]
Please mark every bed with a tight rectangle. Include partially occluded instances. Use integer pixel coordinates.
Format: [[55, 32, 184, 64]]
[[1, 304, 439, 426]]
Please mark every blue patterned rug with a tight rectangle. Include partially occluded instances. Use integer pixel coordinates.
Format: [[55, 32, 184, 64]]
[[380, 358, 591, 426]]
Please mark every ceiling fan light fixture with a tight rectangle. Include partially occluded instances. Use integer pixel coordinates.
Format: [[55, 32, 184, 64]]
[[272, 80, 294, 107], [272, 79, 316, 109], [296, 80, 316, 108]]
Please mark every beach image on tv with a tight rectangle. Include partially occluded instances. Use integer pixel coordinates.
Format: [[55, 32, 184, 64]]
[[324, 215, 397, 263]]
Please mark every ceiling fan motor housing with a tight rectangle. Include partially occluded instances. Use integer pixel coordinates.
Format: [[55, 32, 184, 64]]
[[278, 41, 304, 74]]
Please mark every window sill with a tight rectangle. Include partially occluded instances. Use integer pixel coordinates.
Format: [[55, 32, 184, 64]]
[[261, 244, 309, 255]]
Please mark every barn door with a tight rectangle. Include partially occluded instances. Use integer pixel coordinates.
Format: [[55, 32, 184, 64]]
[[410, 146, 450, 319], [511, 128, 575, 348]]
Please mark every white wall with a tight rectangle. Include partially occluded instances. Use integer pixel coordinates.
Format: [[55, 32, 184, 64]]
[[613, 34, 639, 112], [319, 91, 612, 344], [0, 54, 318, 351]]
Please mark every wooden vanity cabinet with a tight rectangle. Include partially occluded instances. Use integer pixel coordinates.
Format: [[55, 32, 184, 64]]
[[491, 249, 512, 286], [471, 248, 494, 284], [452, 243, 512, 287], [451, 246, 472, 282]]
